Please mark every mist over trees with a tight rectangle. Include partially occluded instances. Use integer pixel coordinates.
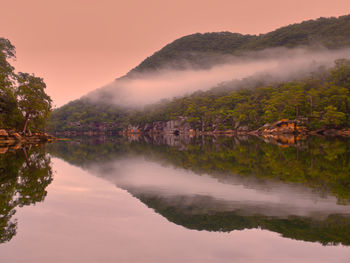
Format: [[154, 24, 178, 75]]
[[0, 38, 52, 133], [49, 59, 350, 132], [49, 14, 350, 132]]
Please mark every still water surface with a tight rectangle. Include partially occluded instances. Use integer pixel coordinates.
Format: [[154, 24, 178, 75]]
[[0, 135, 350, 262]]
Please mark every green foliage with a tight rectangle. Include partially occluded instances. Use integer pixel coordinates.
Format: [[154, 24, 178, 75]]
[[48, 98, 128, 132], [16, 72, 52, 132], [130, 32, 256, 73], [0, 37, 22, 129], [0, 38, 15, 88], [133, 60, 350, 130], [322, 105, 346, 127], [49, 59, 350, 132], [0, 37, 52, 132], [0, 86, 22, 129], [49, 15, 350, 132]]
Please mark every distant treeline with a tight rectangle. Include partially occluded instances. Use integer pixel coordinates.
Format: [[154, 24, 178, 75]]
[[49, 59, 350, 132], [0, 38, 52, 133]]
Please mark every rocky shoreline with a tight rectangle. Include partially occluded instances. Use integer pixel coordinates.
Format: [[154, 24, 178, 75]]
[[117, 118, 350, 137], [0, 129, 57, 153], [52, 118, 350, 138]]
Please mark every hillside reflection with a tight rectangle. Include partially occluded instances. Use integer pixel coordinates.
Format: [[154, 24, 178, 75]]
[[0, 146, 53, 244], [48, 135, 350, 246]]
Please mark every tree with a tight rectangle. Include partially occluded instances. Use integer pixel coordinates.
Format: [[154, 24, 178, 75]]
[[15, 73, 52, 133], [0, 86, 21, 129], [0, 38, 15, 88], [322, 105, 346, 127], [0, 38, 21, 129], [329, 59, 350, 91]]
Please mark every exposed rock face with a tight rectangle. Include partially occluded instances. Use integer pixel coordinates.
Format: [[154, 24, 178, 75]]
[[123, 117, 192, 135], [0, 129, 57, 149], [0, 129, 9, 136], [59, 117, 350, 137], [237, 125, 249, 133], [64, 121, 121, 132], [12, 133, 22, 141], [258, 119, 307, 135], [122, 118, 310, 136], [0, 147, 8, 154]]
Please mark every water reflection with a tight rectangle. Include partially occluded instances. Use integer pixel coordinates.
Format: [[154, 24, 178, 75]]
[[0, 145, 53, 244], [48, 135, 350, 246]]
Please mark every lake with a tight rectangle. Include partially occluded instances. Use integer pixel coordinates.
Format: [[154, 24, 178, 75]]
[[0, 135, 350, 262]]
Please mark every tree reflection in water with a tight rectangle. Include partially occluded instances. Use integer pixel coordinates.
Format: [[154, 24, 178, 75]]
[[48, 135, 350, 246], [0, 145, 53, 243]]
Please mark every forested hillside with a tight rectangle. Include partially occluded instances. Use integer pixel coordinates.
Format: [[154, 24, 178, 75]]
[[49, 15, 350, 133], [49, 59, 350, 132]]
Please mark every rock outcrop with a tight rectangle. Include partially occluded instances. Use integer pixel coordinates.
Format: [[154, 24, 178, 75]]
[[121, 118, 310, 136], [54, 117, 350, 138], [121, 117, 194, 135], [0, 129, 57, 151], [257, 119, 307, 135], [0, 129, 9, 136]]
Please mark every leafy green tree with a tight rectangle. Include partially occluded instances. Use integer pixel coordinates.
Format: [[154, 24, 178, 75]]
[[15, 72, 52, 133], [0, 86, 22, 129], [0, 38, 15, 88], [322, 105, 346, 127], [0, 38, 22, 129], [329, 59, 350, 91]]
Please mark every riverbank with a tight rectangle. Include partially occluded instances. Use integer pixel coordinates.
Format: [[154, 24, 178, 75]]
[[0, 129, 58, 151], [50, 118, 350, 138], [116, 118, 350, 137], [53, 126, 350, 138]]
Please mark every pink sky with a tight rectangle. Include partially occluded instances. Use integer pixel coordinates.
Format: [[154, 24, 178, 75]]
[[1, 0, 350, 107]]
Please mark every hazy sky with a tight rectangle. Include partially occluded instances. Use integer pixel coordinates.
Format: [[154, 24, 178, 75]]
[[1, 0, 350, 107]]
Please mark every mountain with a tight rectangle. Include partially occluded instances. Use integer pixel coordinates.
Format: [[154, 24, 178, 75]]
[[48, 14, 350, 133], [129, 14, 350, 74]]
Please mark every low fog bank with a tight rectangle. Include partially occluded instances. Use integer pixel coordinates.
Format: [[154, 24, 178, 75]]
[[87, 47, 350, 107]]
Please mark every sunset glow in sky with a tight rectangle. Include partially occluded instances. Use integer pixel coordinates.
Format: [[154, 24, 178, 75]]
[[1, 0, 350, 107]]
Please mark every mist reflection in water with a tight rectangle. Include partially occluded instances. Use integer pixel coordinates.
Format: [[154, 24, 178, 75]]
[[46, 135, 350, 247], [1, 158, 349, 263], [96, 157, 350, 218], [1, 135, 350, 262]]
